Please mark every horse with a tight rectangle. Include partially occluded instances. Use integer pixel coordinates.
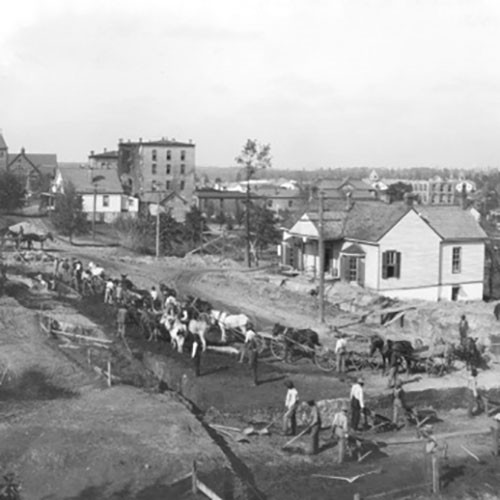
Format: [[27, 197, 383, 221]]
[[369, 335, 414, 374], [272, 323, 321, 360], [21, 232, 54, 250], [494, 303, 500, 321], [187, 315, 210, 352], [453, 337, 482, 370], [169, 318, 189, 353], [88, 262, 105, 278], [186, 295, 213, 315], [210, 310, 249, 343]]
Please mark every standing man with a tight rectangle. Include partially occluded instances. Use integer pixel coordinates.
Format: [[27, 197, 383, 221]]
[[350, 377, 365, 431], [307, 399, 322, 455], [117, 305, 128, 340], [239, 324, 257, 363], [459, 314, 469, 346], [467, 367, 482, 417], [247, 333, 259, 386], [192, 334, 202, 377], [392, 380, 409, 426], [331, 402, 350, 463], [335, 333, 347, 374], [104, 278, 115, 304], [283, 381, 299, 436]]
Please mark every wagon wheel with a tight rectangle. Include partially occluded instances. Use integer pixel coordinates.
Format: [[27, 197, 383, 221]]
[[270, 338, 286, 361], [425, 358, 434, 376], [314, 347, 336, 372]]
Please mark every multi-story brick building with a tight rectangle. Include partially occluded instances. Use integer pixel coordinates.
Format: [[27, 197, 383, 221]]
[[117, 138, 195, 206]]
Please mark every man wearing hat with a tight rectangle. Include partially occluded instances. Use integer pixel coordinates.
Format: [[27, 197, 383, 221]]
[[283, 381, 299, 436], [350, 378, 365, 431], [335, 333, 347, 374], [307, 399, 322, 455], [331, 401, 350, 462]]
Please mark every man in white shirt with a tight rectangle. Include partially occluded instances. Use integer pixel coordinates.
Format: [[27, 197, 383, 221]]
[[335, 334, 347, 374], [350, 377, 365, 431], [104, 279, 115, 304], [239, 326, 257, 363], [283, 381, 299, 436]]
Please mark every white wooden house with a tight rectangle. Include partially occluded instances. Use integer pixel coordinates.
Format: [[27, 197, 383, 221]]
[[282, 201, 487, 301], [52, 166, 139, 222]]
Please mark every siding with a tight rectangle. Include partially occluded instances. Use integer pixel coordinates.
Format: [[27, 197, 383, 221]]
[[378, 210, 441, 291], [441, 242, 485, 286]]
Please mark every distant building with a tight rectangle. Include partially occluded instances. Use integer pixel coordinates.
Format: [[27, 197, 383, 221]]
[[195, 188, 262, 221], [88, 149, 119, 170], [314, 177, 376, 201], [51, 165, 138, 223], [117, 137, 195, 220], [282, 200, 486, 301], [0, 131, 57, 196]]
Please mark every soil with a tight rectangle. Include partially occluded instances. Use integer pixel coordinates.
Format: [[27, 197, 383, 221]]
[[2, 219, 500, 499]]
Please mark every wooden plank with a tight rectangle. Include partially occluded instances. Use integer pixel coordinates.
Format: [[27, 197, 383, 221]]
[[196, 480, 224, 500], [385, 428, 490, 446], [50, 329, 113, 344]]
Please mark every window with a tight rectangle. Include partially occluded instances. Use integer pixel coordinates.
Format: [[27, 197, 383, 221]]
[[452, 247, 461, 274], [152, 149, 157, 161], [152, 163, 157, 175], [166, 180, 171, 190], [348, 257, 358, 282], [127, 197, 135, 207], [180, 164, 185, 175], [166, 150, 171, 161], [288, 200, 293, 208], [166, 164, 171, 175], [102, 195, 110, 207], [382, 250, 401, 279], [180, 150, 186, 161], [180, 180, 185, 191]]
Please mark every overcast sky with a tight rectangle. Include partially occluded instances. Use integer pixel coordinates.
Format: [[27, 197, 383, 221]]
[[1, 0, 500, 169]]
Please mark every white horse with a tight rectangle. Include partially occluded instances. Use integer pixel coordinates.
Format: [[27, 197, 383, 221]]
[[88, 261, 105, 277], [210, 310, 250, 343], [188, 318, 209, 352], [168, 318, 188, 353]]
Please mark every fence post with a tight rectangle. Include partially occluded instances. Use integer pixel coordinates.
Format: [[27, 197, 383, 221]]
[[192, 460, 198, 494], [492, 421, 500, 456], [431, 455, 440, 495], [107, 360, 112, 388]]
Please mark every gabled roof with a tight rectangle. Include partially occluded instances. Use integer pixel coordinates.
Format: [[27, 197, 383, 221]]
[[0, 133, 7, 149], [141, 191, 189, 205], [415, 206, 487, 240], [8, 153, 57, 168], [341, 243, 366, 255], [58, 166, 124, 194], [316, 177, 372, 192]]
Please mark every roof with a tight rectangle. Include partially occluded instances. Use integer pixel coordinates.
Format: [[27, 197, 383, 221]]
[[89, 150, 118, 159], [58, 166, 124, 194], [316, 177, 372, 192], [299, 201, 410, 241], [341, 243, 366, 255], [8, 153, 57, 167], [0, 133, 7, 149], [195, 189, 259, 200], [141, 191, 188, 204], [119, 139, 194, 148], [415, 206, 487, 240]]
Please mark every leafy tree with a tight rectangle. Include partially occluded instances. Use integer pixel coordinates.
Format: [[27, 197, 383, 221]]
[[158, 212, 185, 255], [0, 171, 25, 211], [184, 206, 208, 246], [51, 181, 88, 243], [247, 205, 281, 265], [387, 181, 412, 202], [235, 139, 272, 266]]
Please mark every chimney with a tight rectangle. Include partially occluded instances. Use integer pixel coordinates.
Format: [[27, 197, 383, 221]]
[[404, 192, 413, 207], [139, 137, 142, 143], [460, 183, 468, 210]]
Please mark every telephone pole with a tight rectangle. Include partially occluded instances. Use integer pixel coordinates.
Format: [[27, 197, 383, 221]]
[[318, 191, 325, 323]]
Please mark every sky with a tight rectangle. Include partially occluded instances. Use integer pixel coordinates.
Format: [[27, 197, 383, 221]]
[[1, 0, 500, 169]]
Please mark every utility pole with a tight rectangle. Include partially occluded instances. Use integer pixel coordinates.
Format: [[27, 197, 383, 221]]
[[156, 190, 161, 259], [245, 171, 252, 268], [318, 191, 325, 323], [92, 184, 97, 240]]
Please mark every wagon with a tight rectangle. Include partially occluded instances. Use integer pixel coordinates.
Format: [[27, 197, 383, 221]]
[[345, 351, 380, 372], [264, 332, 336, 372], [411, 346, 453, 377]]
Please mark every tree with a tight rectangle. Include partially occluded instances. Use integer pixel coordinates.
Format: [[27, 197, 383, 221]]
[[0, 171, 25, 211], [235, 139, 272, 267], [51, 181, 88, 243], [387, 181, 412, 202], [248, 205, 281, 263], [184, 206, 208, 246]]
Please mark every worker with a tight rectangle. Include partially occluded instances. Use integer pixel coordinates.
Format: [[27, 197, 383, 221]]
[[239, 325, 257, 363], [392, 380, 410, 426], [192, 334, 202, 377], [150, 286, 159, 309], [104, 278, 115, 304], [387, 352, 401, 389], [467, 367, 482, 417], [283, 381, 299, 436], [350, 377, 365, 431], [331, 401, 349, 462], [459, 314, 469, 346], [307, 400, 322, 455], [335, 333, 347, 374], [116, 306, 128, 339], [247, 332, 259, 386]]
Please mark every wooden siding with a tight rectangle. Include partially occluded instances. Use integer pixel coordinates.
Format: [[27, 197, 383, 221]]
[[378, 210, 441, 291], [441, 242, 485, 286], [289, 215, 319, 238]]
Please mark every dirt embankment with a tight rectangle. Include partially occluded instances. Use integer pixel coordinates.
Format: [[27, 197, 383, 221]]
[[0, 285, 230, 500]]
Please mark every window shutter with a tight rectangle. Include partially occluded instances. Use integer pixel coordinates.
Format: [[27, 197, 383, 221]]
[[357, 258, 365, 286], [382, 251, 388, 279], [340, 255, 348, 281], [396, 252, 402, 279]]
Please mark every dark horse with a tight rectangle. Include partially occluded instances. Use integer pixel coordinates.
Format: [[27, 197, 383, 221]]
[[21, 232, 54, 250], [369, 335, 414, 373], [272, 323, 321, 360], [454, 337, 482, 370]]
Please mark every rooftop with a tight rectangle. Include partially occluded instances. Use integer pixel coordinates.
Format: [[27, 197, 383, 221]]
[[58, 166, 124, 194], [119, 139, 194, 148]]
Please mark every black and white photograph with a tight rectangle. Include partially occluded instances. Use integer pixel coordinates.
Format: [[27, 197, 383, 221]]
[[1, 1, 500, 499]]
